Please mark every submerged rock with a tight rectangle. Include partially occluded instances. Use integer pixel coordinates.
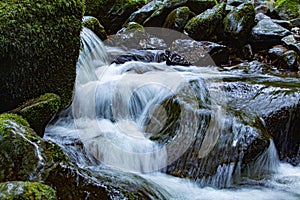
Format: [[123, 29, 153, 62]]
[[273, 0, 300, 20], [223, 2, 256, 46], [11, 93, 61, 137], [0, 181, 56, 200], [0, 0, 84, 112], [184, 3, 227, 41], [83, 16, 107, 41], [251, 19, 290, 51]]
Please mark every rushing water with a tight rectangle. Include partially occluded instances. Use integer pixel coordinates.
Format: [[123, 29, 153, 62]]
[[45, 27, 300, 199]]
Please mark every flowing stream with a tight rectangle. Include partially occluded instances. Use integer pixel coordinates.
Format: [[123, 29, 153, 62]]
[[45, 28, 300, 199]]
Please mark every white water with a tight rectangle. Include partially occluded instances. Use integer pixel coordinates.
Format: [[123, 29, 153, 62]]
[[45, 27, 300, 199]]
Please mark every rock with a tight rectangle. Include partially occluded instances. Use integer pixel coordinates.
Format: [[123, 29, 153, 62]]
[[127, 0, 164, 25], [273, 50, 300, 71], [223, 2, 256, 47], [163, 7, 195, 32], [268, 45, 288, 60], [10, 93, 60, 137], [251, 19, 291, 51], [227, 0, 248, 6], [281, 35, 300, 54], [169, 39, 229, 65], [272, 19, 292, 30], [273, 0, 300, 20], [165, 50, 191, 66], [291, 18, 300, 27], [144, 0, 188, 27], [223, 60, 273, 74], [0, 181, 56, 200], [255, 13, 271, 21], [186, 0, 215, 15], [184, 3, 227, 41], [83, 16, 107, 41], [0, 0, 84, 113], [112, 49, 166, 64], [85, 0, 146, 34]]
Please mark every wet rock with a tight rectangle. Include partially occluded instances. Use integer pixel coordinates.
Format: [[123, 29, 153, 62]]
[[127, 0, 164, 25], [291, 18, 300, 27], [184, 3, 227, 41], [272, 19, 292, 30], [11, 93, 61, 137], [112, 49, 166, 64], [83, 16, 107, 41], [144, 0, 188, 27], [186, 0, 215, 15], [223, 2, 256, 47], [85, 0, 146, 34], [255, 13, 271, 21], [281, 35, 300, 54], [273, 0, 300, 20], [0, 114, 69, 182], [273, 50, 300, 71], [163, 7, 195, 32], [268, 45, 288, 60], [165, 50, 191, 66], [0, 0, 84, 112], [0, 181, 56, 200], [169, 39, 229, 65], [251, 19, 291, 51], [223, 60, 273, 74], [227, 0, 248, 6]]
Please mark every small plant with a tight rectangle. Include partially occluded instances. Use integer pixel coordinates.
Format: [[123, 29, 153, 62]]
[[214, 0, 219, 5]]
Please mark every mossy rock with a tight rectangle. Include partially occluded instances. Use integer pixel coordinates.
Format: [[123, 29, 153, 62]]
[[0, 181, 56, 200], [83, 16, 107, 41], [85, 0, 146, 34], [184, 2, 227, 41], [163, 6, 195, 32], [0, 114, 69, 182], [186, 0, 216, 15], [223, 2, 255, 46], [11, 93, 61, 137], [143, 0, 188, 27], [0, 0, 84, 113], [274, 0, 300, 20]]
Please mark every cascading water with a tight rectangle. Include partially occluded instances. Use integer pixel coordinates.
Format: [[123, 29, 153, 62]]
[[45, 27, 300, 199]]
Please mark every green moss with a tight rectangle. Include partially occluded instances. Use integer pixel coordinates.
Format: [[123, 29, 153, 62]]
[[163, 6, 194, 31], [83, 16, 107, 40], [0, 181, 56, 200], [126, 22, 144, 31], [274, 0, 300, 20], [0, 0, 85, 112]]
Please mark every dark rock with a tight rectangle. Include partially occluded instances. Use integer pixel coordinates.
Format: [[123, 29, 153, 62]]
[[290, 18, 300, 27], [273, 0, 300, 20], [11, 93, 61, 137], [0, 181, 56, 200], [127, 0, 164, 25], [83, 16, 107, 41], [0, 0, 84, 112], [227, 0, 248, 6], [223, 2, 256, 47], [281, 35, 300, 54], [223, 60, 273, 74], [165, 50, 191, 66], [273, 50, 300, 71], [112, 49, 166, 64], [186, 0, 215, 15], [163, 7, 195, 32], [251, 19, 291, 51], [169, 39, 229, 65], [144, 0, 188, 27], [184, 3, 227, 41], [272, 19, 292, 30], [268, 45, 288, 60], [255, 5, 269, 15], [85, 0, 146, 34]]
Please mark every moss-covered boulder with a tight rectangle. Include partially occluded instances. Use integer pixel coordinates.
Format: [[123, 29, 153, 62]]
[[223, 2, 255, 46], [163, 7, 195, 32], [11, 93, 61, 137], [184, 2, 227, 41], [143, 0, 188, 27], [0, 114, 69, 182], [83, 16, 107, 41], [0, 0, 84, 113], [186, 0, 216, 15], [85, 0, 146, 34], [273, 0, 300, 20], [0, 181, 56, 200]]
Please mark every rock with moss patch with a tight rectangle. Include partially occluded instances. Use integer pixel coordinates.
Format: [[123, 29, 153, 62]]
[[0, 181, 56, 200], [0, 114, 69, 182], [85, 0, 146, 34], [163, 7, 195, 32], [0, 0, 84, 113], [184, 2, 227, 41], [273, 0, 300, 20], [186, 0, 215, 15], [83, 16, 107, 41], [11, 93, 61, 137], [223, 2, 255, 46]]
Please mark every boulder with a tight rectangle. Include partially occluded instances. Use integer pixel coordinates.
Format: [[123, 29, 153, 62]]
[[0, 181, 56, 200], [0, 0, 84, 112], [186, 0, 215, 15], [163, 7, 195, 32], [281, 35, 300, 54], [83, 16, 107, 41], [184, 3, 227, 41], [223, 2, 256, 46], [85, 0, 146, 34], [273, 0, 300, 20]]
